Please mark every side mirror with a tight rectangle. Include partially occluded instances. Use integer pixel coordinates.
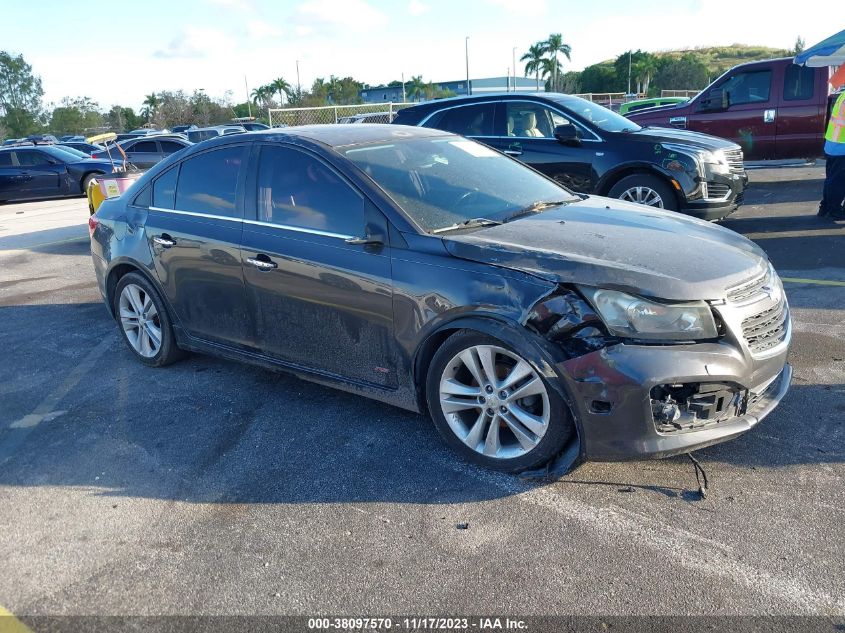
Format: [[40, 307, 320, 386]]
[[553, 124, 581, 146], [699, 88, 729, 112]]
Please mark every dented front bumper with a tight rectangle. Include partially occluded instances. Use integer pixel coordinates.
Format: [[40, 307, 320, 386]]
[[556, 340, 791, 460]]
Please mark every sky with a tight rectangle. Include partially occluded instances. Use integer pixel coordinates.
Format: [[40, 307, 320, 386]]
[[0, 0, 834, 111]]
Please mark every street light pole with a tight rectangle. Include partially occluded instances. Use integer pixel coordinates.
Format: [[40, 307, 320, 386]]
[[627, 50, 632, 95], [512, 46, 517, 92], [296, 60, 301, 95], [465, 36, 471, 95], [244, 75, 251, 118]]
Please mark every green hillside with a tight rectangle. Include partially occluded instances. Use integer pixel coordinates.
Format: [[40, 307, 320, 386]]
[[653, 44, 791, 75]]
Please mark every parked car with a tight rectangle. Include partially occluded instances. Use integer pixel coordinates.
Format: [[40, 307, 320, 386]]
[[238, 122, 270, 131], [89, 124, 791, 472], [187, 125, 246, 143], [60, 141, 105, 156], [2, 139, 21, 146], [338, 112, 393, 124], [56, 145, 94, 159], [171, 125, 197, 134], [91, 136, 191, 169], [130, 128, 169, 136], [24, 134, 59, 145], [618, 97, 689, 115], [626, 58, 834, 160], [0, 145, 117, 202], [58, 135, 86, 143], [394, 93, 747, 220]]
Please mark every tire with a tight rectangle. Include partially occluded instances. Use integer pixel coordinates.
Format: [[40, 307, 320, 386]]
[[81, 172, 99, 196], [425, 330, 575, 472], [607, 173, 678, 211], [113, 272, 184, 367]]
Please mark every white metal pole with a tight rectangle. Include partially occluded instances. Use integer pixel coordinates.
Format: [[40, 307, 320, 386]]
[[244, 75, 251, 118], [465, 37, 470, 95]]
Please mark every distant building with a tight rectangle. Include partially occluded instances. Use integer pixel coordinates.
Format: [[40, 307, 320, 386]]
[[359, 76, 541, 104]]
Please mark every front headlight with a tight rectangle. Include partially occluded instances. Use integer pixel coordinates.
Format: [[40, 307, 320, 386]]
[[662, 143, 730, 176], [701, 149, 730, 175], [580, 288, 718, 341]]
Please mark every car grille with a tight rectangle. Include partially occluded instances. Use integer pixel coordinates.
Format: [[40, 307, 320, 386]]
[[723, 148, 745, 175], [742, 301, 789, 354], [727, 269, 769, 303], [705, 182, 731, 200]]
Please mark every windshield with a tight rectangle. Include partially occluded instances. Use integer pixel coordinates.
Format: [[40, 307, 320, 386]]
[[55, 145, 89, 159], [561, 98, 642, 133], [343, 136, 578, 232]]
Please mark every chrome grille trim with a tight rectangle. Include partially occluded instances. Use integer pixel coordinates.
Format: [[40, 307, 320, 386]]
[[742, 301, 789, 354], [723, 148, 745, 175], [727, 269, 769, 303]]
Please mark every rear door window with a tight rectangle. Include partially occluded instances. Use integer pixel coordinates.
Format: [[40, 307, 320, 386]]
[[426, 103, 496, 137], [132, 141, 158, 153], [783, 64, 815, 101], [255, 145, 363, 237], [159, 141, 186, 154], [153, 166, 178, 209], [16, 150, 51, 166], [175, 146, 245, 217]]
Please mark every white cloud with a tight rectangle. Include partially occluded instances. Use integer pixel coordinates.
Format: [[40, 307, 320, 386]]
[[486, 0, 546, 11], [408, 0, 429, 16], [153, 27, 236, 59], [246, 19, 282, 39], [297, 0, 388, 30], [208, 0, 254, 10]]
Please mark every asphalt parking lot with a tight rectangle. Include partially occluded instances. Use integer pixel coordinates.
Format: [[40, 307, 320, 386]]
[[0, 165, 844, 623]]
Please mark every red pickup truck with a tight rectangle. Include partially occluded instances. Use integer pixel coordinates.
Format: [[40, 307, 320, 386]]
[[627, 58, 834, 161]]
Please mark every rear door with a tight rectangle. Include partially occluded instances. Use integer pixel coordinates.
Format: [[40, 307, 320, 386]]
[[239, 144, 396, 387], [159, 140, 188, 159], [775, 63, 826, 159], [125, 140, 160, 168], [690, 67, 776, 159], [144, 144, 255, 348]]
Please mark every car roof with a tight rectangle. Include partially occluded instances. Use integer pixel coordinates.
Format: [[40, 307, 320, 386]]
[[245, 123, 451, 148], [399, 92, 599, 112]]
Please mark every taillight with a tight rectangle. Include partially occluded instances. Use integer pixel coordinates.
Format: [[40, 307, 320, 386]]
[[88, 215, 99, 238]]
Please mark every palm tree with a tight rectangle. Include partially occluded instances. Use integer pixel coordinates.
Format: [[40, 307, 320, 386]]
[[251, 85, 270, 107], [269, 77, 291, 106], [407, 75, 426, 102], [635, 57, 658, 95], [142, 93, 159, 123], [540, 58, 563, 92], [521, 43, 546, 91], [541, 33, 572, 92]]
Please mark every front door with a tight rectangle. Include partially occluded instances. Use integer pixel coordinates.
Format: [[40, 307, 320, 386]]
[[691, 68, 776, 160], [125, 140, 161, 169], [144, 144, 255, 348], [13, 149, 63, 197], [485, 101, 596, 193], [240, 144, 395, 388]]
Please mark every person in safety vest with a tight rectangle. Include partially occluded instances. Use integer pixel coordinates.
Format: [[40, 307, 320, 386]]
[[819, 67, 845, 220]]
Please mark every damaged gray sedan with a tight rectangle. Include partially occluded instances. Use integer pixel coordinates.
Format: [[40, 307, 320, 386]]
[[90, 125, 791, 472]]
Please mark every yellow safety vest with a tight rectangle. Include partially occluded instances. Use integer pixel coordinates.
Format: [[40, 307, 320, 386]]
[[826, 91, 845, 144]]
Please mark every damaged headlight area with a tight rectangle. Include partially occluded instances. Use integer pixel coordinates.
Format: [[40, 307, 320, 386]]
[[526, 288, 617, 357], [579, 288, 718, 342]]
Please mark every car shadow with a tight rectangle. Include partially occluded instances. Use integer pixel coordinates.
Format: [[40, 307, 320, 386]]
[[0, 302, 842, 507]]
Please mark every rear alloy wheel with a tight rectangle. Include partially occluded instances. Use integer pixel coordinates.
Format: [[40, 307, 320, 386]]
[[113, 272, 184, 367], [426, 331, 574, 472], [81, 173, 98, 196], [608, 174, 677, 211]]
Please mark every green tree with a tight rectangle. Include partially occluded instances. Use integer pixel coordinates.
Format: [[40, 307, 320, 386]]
[[0, 51, 44, 137], [793, 36, 806, 54], [269, 77, 291, 106], [521, 42, 546, 91], [49, 96, 103, 135], [141, 93, 160, 123], [542, 33, 572, 92], [578, 64, 621, 93], [540, 57, 563, 91], [406, 75, 426, 102], [105, 105, 140, 132], [251, 85, 271, 107], [652, 53, 709, 93]]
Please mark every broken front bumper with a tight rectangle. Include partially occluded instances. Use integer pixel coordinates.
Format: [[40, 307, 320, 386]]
[[556, 339, 791, 460]]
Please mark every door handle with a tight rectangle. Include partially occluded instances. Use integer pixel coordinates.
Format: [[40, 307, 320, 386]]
[[153, 235, 175, 248], [669, 116, 687, 129], [763, 109, 776, 123], [246, 256, 278, 271], [503, 149, 522, 156]]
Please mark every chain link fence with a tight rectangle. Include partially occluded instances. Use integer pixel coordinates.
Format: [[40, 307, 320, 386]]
[[268, 102, 413, 127]]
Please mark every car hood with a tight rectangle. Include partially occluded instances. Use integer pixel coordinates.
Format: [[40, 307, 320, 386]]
[[441, 196, 767, 301], [620, 125, 739, 150], [70, 158, 118, 171]]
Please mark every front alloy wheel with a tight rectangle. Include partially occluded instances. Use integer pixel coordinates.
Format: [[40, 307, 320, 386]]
[[439, 344, 550, 459], [426, 331, 574, 472], [618, 186, 664, 207]]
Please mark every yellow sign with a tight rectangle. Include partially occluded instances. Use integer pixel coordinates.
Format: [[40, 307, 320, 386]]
[[103, 180, 121, 198]]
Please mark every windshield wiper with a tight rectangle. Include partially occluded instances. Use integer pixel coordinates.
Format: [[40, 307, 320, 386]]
[[432, 217, 502, 234], [501, 200, 571, 223]]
